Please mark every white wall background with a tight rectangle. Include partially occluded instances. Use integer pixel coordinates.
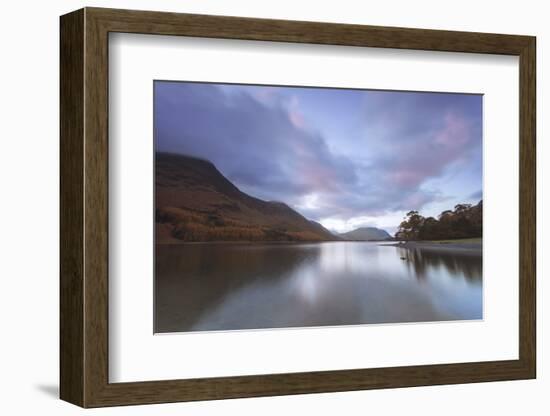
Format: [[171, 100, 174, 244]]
[[0, 1, 545, 414]]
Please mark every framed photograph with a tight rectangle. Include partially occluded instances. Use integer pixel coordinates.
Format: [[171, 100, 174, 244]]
[[60, 7, 536, 407]]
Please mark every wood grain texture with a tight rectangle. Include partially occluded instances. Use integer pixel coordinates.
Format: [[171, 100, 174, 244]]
[[518, 38, 536, 375], [88, 7, 532, 54], [59, 7, 537, 408], [83, 10, 110, 406], [59, 8, 84, 407]]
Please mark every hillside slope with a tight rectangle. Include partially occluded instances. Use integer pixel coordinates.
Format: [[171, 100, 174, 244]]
[[155, 153, 337, 242], [339, 227, 392, 241]]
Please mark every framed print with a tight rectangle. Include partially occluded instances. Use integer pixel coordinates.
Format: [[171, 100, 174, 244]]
[[60, 7, 536, 408]]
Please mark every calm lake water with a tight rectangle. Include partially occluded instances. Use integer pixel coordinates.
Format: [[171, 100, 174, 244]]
[[155, 242, 482, 333]]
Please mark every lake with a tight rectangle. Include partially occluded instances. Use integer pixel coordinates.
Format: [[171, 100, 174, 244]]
[[155, 242, 482, 333]]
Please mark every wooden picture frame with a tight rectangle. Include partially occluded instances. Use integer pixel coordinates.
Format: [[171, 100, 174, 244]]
[[60, 7, 536, 408]]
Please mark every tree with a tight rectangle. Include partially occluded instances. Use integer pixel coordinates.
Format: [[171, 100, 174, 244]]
[[418, 217, 440, 240], [394, 201, 483, 241], [395, 210, 425, 241], [454, 203, 472, 215]]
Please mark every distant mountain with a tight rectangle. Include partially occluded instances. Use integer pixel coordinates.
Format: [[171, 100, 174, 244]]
[[155, 153, 337, 242], [339, 227, 392, 241]]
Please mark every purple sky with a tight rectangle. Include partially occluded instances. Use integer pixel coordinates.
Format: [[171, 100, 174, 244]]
[[154, 81, 482, 234]]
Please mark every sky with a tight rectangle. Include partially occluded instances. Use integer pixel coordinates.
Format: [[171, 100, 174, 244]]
[[154, 81, 482, 234]]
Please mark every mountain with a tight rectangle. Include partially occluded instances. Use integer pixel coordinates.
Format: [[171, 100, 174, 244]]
[[339, 227, 392, 241], [155, 153, 337, 242]]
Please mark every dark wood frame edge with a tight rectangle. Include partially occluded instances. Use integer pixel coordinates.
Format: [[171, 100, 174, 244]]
[[60, 7, 536, 408]]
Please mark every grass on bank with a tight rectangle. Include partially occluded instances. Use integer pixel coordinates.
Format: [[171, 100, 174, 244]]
[[420, 237, 482, 244]]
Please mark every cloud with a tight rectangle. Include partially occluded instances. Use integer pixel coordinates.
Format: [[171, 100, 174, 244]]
[[468, 190, 483, 200], [155, 82, 356, 203], [155, 82, 482, 226]]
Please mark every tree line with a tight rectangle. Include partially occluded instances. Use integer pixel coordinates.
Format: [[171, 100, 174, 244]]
[[395, 200, 482, 241]]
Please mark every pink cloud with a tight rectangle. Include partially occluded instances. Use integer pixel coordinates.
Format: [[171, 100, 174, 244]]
[[287, 96, 307, 129], [434, 112, 470, 148], [289, 110, 306, 128], [385, 111, 476, 189]]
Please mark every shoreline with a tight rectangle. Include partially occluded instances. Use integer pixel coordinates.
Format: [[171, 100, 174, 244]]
[[156, 240, 341, 246], [155, 239, 390, 246], [155, 239, 482, 256], [383, 240, 482, 255]]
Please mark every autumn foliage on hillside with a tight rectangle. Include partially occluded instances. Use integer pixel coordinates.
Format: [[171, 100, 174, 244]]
[[156, 206, 329, 242], [155, 153, 336, 243]]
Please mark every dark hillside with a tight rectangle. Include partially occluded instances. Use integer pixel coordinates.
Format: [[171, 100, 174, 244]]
[[155, 153, 336, 242]]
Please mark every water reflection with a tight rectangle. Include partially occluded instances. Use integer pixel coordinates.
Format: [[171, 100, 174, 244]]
[[155, 242, 482, 333], [397, 247, 482, 282]]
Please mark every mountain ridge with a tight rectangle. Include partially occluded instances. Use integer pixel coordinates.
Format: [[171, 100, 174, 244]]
[[155, 152, 337, 242], [339, 227, 392, 241]]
